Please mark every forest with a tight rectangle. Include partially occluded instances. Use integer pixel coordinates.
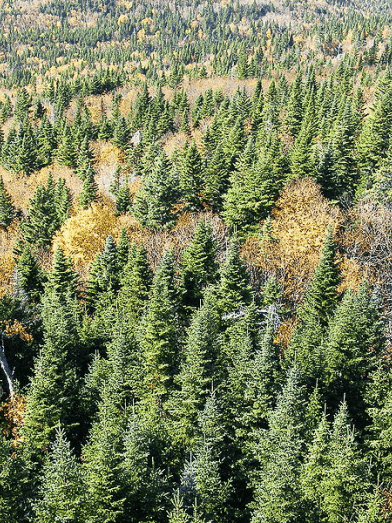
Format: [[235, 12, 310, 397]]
[[2, 0, 392, 521]]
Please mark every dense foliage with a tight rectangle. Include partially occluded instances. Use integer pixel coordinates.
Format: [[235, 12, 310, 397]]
[[1, 0, 392, 521]]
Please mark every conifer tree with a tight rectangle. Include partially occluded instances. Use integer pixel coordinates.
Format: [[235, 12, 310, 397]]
[[120, 414, 167, 523], [139, 249, 179, 399], [33, 428, 86, 523], [134, 151, 178, 229], [216, 235, 252, 315], [0, 435, 31, 523], [46, 247, 78, 298], [82, 383, 126, 523], [179, 142, 204, 211], [117, 228, 130, 271], [0, 176, 15, 228], [117, 244, 152, 329], [251, 367, 307, 523], [17, 175, 59, 250], [302, 402, 369, 523], [54, 177, 71, 225], [79, 169, 99, 209], [22, 290, 81, 452], [286, 229, 341, 382], [178, 219, 218, 311], [15, 244, 44, 302], [324, 283, 385, 426], [171, 290, 221, 444], [284, 72, 303, 138], [56, 124, 76, 168]]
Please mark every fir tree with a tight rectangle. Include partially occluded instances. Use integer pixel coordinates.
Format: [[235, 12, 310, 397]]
[[134, 151, 178, 229], [178, 219, 218, 311], [46, 247, 78, 298], [79, 169, 99, 209], [251, 367, 307, 523], [139, 249, 179, 399], [0, 176, 14, 228], [15, 244, 44, 302], [179, 142, 204, 211], [33, 428, 86, 523], [216, 235, 252, 315]]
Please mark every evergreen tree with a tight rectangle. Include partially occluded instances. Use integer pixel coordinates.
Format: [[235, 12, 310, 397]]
[[171, 290, 221, 445], [83, 383, 126, 523], [139, 249, 179, 399], [134, 151, 178, 229], [178, 219, 218, 311], [324, 283, 385, 427], [17, 175, 59, 250], [284, 73, 303, 138], [117, 244, 152, 328], [251, 367, 307, 523], [15, 244, 44, 302], [46, 247, 78, 298], [302, 402, 369, 523], [120, 414, 167, 523], [286, 229, 341, 382], [179, 142, 204, 211], [216, 235, 252, 315], [33, 427, 86, 523], [117, 228, 130, 270], [0, 176, 15, 228], [79, 169, 99, 209], [22, 290, 81, 452], [56, 124, 76, 168], [54, 177, 71, 225]]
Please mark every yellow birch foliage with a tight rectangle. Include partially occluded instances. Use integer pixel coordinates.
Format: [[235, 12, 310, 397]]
[[242, 178, 344, 302], [53, 202, 118, 268]]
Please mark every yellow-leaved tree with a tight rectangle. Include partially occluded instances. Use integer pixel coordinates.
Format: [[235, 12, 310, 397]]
[[53, 202, 118, 271], [242, 178, 363, 305]]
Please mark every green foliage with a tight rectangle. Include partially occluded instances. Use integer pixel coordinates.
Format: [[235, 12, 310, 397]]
[[134, 151, 179, 229], [33, 427, 86, 522], [0, 176, 15, 228]]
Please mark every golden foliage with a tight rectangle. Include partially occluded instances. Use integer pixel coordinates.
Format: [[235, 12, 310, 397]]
[[274, 317, 299, 351], [243, 178, 343, 303], [0, 393, 27, 442], [3, 320, 33, 343], [53, 202, 118, 268]]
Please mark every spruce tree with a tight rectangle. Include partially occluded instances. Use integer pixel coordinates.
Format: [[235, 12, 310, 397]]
[[82, 383, 126, 523], [117, 244, 152, 328], [139, 249, 179, 399], [170, 290, 221, 445], [178, 219, 218, 311], [324, 283, 385, 427], [179, 142, 204, 211], [46, 247, 78, 298], [15, 244, 44, 302], [134, 151, 179, 229], [22, 290, 81, 453], [286, 228, 341, 382], [0, 176, 15, 228], [216, 235, 252, 315], [33, 428, 86, 523], [251, 367, 307, 523], [79, 169, 99, 209]]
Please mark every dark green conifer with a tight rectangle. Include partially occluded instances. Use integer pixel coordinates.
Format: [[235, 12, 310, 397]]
[[139, 249, 178, 399], [78, 169, 99, 209], [134, 151, 178, 229], [216, 235, 252, 315], [179, 220, 218, 311], [0, 176, 15, 228], [33, 428, 86, 522]]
